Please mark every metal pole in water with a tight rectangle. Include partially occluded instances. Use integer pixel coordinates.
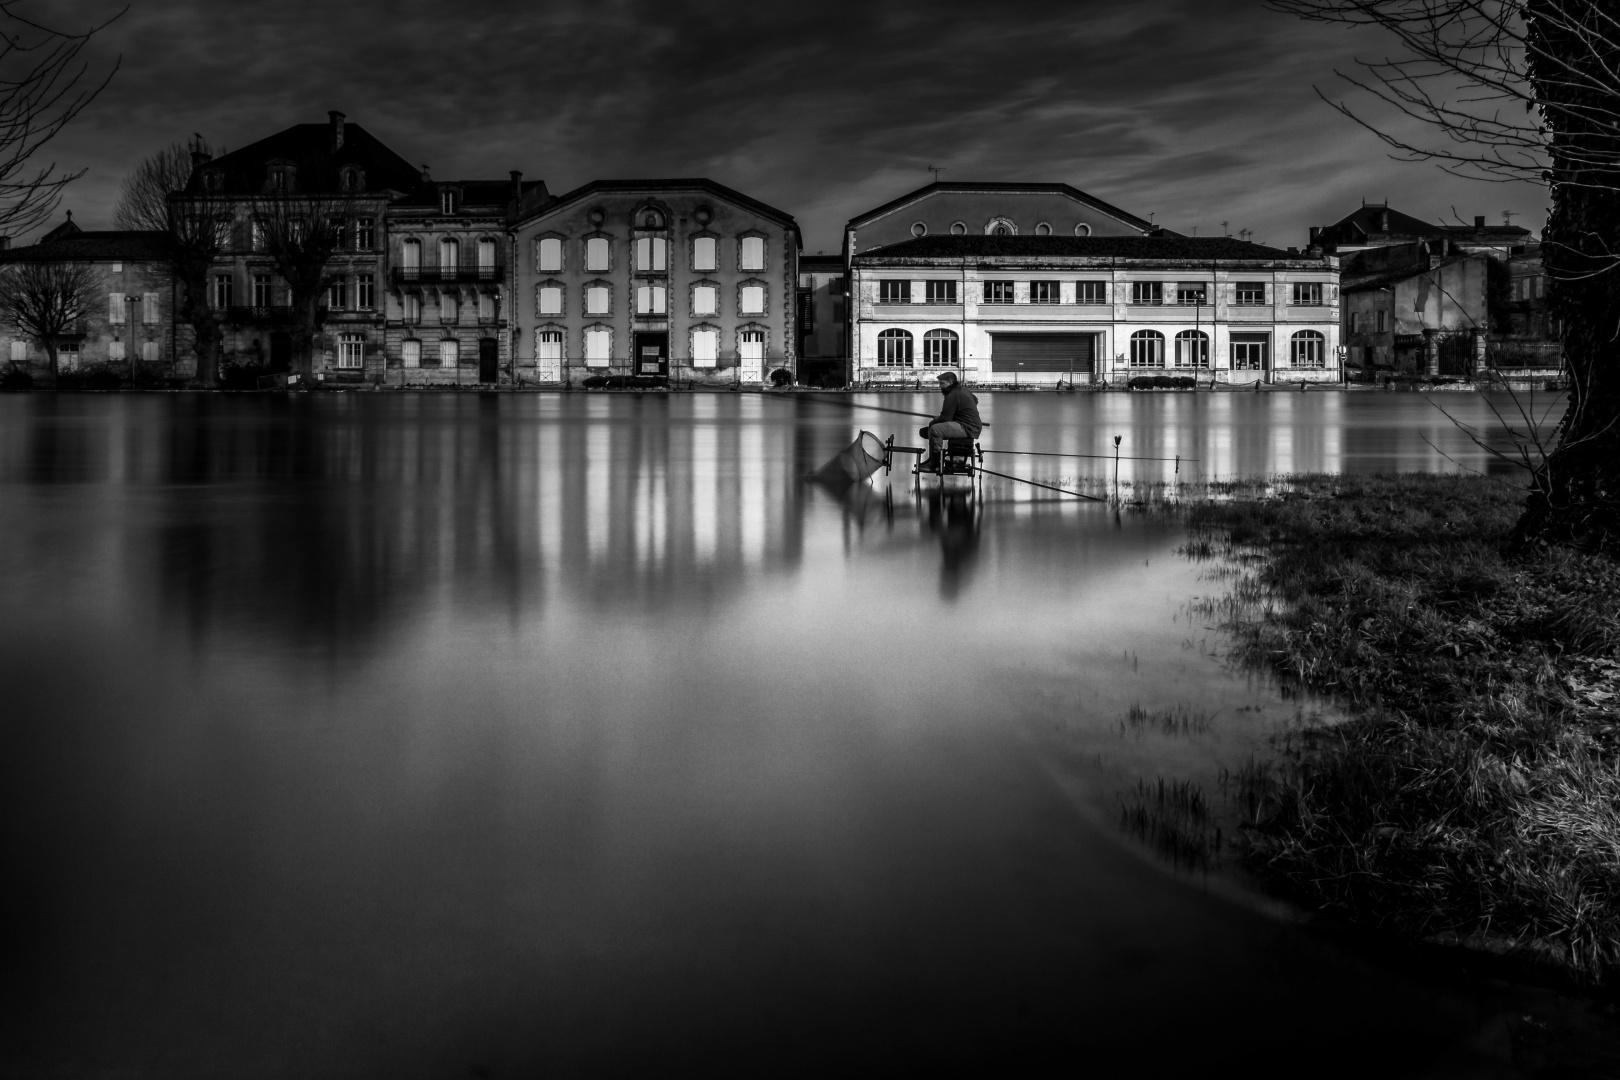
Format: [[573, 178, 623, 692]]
[[1113, 435, 1122, 500]]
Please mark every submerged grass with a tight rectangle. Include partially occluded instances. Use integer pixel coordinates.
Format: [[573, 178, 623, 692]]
[[1120, 702, 1214, 736], [1184, 473, 1620, 983]]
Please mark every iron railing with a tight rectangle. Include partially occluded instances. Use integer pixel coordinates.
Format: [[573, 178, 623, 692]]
[[391, 263, 504, 285]]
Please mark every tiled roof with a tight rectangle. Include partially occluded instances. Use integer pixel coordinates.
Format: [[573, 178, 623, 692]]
[[853, 235, 1308, 262], [1322, 205, 1530, 242], [845, 181, 1154, 232], [185, 119, 424, 196], [392, 179, 550, 209], [520, 178, 800, 237], [0, 226, 172, 262]]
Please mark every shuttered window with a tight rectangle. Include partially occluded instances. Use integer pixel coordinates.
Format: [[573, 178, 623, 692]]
[[636, 237, 667, 271], [586, 238, 609, 272], [439, 239, 459, 272], [740, 285, 764, 315], [636, 285, 667, 314], [538, 286, 562, 316], [692, 328, 718, 367], [109, 292, 125, 323], [142, 342, 158, 363], [692, 285, 717, 316], [109, 340, 126, 361], [740, 236, 765, 270], [692, 237, 716, 271], [537, 237, 562, 272], [584, 328, 611, 366], [585, 286, 609, 314], [990, 333, 1096, 373], [440, 339, 460, 367], [478, 239, 496, 270], [402, 339, 421, 368]]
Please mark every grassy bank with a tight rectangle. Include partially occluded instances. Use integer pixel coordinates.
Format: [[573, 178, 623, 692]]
[[1184, 473, 1620, 983]]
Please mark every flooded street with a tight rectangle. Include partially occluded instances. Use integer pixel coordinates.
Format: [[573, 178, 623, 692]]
[[0, 391, 1569, 1077]]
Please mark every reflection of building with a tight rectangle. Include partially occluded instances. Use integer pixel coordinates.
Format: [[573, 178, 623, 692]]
[[849, 236, 1340, 386], [510, 180, 801, 388], [0, 215, 177, 376], [796, 254, 846, 387]]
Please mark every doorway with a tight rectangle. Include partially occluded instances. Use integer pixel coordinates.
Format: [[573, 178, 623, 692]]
[[634, 332, 668, 378], [478, 338, 499, 383], [269, 332, 291, 374]]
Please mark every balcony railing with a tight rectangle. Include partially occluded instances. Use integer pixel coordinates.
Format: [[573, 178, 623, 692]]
[[391, 263, 504, 285], [223, 304, 298, 325]]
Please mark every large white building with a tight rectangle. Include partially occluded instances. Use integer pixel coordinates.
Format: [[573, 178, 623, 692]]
[[849, 234, 1340, 386]]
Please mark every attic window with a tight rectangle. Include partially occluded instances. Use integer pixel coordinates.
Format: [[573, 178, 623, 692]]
[[340, 167, 364, 192], [203, 171, 222, 194], [267, 164, 295, 192], [911, 222, 927, 238], [1035, 222, 1052, 236], [440, 189, 457, 214]]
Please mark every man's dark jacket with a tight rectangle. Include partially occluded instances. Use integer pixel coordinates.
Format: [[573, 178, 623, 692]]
[[932, 383, 982, 438]]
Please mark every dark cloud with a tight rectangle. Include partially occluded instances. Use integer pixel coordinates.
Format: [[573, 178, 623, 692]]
[[44, 0, 1546, 249]]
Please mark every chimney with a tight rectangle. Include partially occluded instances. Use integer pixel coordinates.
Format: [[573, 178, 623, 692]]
[[1308, 226, 1321, 245], [329, 111, 346, 151], [1474, 215, 1485, 228], [189, 133, 211, 169], [420, 163, 431, 182], [510, 170, 523, 208]]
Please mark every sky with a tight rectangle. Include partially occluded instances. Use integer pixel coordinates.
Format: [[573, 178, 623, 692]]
[[38, 0, 1549, 252]]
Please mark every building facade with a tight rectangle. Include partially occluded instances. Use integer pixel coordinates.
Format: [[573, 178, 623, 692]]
[[510, 180, 801, 387], [0, 216, 179, 378], [796, 254, 845, 387], [850, 236, 1340, 386]]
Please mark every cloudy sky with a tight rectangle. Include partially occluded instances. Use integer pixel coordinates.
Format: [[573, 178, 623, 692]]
[[42, 0, 1547, 252]]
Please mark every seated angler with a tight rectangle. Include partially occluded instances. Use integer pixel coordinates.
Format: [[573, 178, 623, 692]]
[[919, 371, 982, 465]]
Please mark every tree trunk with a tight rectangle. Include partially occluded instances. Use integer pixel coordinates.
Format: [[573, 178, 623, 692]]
[[1513, 0, 1620, 554], [42, 339, 58, 390], [294, 295, 320, 380]]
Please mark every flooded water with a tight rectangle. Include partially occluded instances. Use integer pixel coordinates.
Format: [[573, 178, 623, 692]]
[[0, 392, 1573, 1077]]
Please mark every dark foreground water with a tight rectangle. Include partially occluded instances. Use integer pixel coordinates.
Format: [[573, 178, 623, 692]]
[[0, 392, 1581, 1078]]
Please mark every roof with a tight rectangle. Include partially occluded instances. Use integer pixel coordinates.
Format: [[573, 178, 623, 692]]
[[1320, 204, 1530, 244], [1341, 255, 1477, 293], [519, 178, 800, 239], [184, 118, 424, 196], [853, 235, 1309, 263], [799, 254, 844, 269], [845, 181, 1154, 232], [0, 219, 171, 262], [392, 178, 550, 210]]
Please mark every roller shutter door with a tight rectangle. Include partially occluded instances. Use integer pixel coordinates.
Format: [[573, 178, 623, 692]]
[[990, 333, 1096, 372]]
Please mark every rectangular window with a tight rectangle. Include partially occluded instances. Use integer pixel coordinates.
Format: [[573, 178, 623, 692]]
[[1292, 282, 1324, 306], [403, 293, 421, 324], [402, 339, 421, 368], [357, 274, 374, 310], [109, 292, 126, 324], [692, 236, 716, 271], [740, 285, 765, 315], [692, 328, 718, 368], [537, 330, 563, 362], [142, 341, 158, 363], [337, 333, 364, 369], [584, 328, 611, 367], [925, 280, 958, 304], [693, 285, 717, 316], [478, 292, 495, 321], [57, 342, 81, 370], [538, 285, 562, 316], [354, 218, 375, 250], [636, 237, 667, 271], [982, 280, 1014, 304], [477, 239, 496, 273], [636, 284, 667, 314], [1131, 282, 1164, 304], [1076, 281, 1106, 304], [585, 286, 609, 315], [251, 220, 266, 251], [328, 279, 347, 309], [586, 237, 610, 272], [537, 237, 562, 272], [440, 191, 456, 214], [1349, 311, 1360, 334], [1234, 282, 1266, 305], [1230, 334, 1269, 370], [1175, 283, 1207, 305], [108, 340, 126, 362], [253, 274, 272, 307], [1376, 309, 1388, 333], [441, 295, 459, 324], [213, 274, 233, 309], [740, 236, 765, 271], [879, 280, 910, 304], [1030, 280, 1059, 304], [439, 338, 459, 367], [142, 292, 159, 324], [8, 340, 23, 362]]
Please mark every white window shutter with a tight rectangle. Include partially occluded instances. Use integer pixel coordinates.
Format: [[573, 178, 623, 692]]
[[109, 292, 124, 323], [143, 293, 159, 324]]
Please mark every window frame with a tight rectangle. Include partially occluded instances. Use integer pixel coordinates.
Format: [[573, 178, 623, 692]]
[[982, 280, 1014, 304], [584, 281, 612, 316], [1131, 282, 1164, 305], [584, 236, 611, 273], [356, 274, 375, 311], [1129, 329, 1165, 367], [1173, 329, 1209, 368], [690, 281, 719, 317], [1291, 282, 1325, 306], [1029, 280, 1060, 305], [738, 281, 767, 316], [336, 332, 365, 370], [690, 324, 720, 368], [583, 324, 612, 368], [1290, 330, 1326, 367], [535, 235, 564, 273], [921, 329, 960, 368], [876, 328, 914, 367], [738, 234, 767, 272], [212, 273, 233, 309], [401, 338, 422, 368], [1075, 280, 1107, 305], [691, 234, 718, 272], [878, 279, 911, 305], [536, 281, 565, 317], [924, 280, 958, 305]]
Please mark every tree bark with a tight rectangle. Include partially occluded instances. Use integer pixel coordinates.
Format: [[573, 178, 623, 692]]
[[1513, 0, 1620, 554]]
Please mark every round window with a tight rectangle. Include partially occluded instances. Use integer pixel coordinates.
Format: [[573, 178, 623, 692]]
[[588, 207, 606, 225], [1035, 222, 1052, 236], [1074, 223, 1092, 237], [694, 207, 713, 224], [950, 221, 966, 236], [911, 221, 928, 238]]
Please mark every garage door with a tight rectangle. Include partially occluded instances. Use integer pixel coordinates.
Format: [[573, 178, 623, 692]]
[[990, 333, 1096, 372]]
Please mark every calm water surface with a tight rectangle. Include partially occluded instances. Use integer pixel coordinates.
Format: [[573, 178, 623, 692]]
[[0, 392, 1567, 1077]]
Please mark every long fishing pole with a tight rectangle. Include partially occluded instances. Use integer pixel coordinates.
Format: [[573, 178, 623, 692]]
[[981, 448, 1197, 463], [976, 466, 1107, 502], [793, 393, 991, 427]]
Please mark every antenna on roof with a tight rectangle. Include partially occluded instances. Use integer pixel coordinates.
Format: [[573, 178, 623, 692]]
[[1503, 210, 1518, 226], [927, 166, 945, 182], [1221, 220, 1229, 237], [1149, 212, 1155, 225]]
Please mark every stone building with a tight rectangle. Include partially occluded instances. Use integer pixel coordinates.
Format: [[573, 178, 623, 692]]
[[849, 235, 1340, 386], [1310, 203, 1530, 259], [509, 179, 801, 387], [384, 172, 546, 385], [1341, 241, 1490, 376], [0, 215, 178, 377]]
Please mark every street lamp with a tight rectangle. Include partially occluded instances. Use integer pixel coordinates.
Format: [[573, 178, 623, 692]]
[[125, 294, 140, 384]]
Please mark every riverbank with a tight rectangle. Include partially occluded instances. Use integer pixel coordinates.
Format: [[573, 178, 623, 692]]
[[1183, 473, 1620, 985]]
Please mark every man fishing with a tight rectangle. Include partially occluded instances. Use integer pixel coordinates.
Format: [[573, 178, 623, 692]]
[[919, 371, 982, 465]]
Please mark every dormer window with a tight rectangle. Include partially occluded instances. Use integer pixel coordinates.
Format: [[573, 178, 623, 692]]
[[440, 189, 457, 215], [202, 170, 222, 194], [340, 167, 365, 192], [266, 162, 296, 193]]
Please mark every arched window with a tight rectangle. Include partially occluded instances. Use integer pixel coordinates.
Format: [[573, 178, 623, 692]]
[[1174, 330, 1209, 368], [477, 238, 497, 275], [585, 284, 610, 315], [740, 236, 765, 271], [586, 237, 610, 272], [1129, 330, 1165, 368], [691, 326, 719, 368], [692, 236, 717, 271], [536, 282, 563, 316], [1291, 330, 1326, 368], [438, 238, 459, 274], [537, 237, 562, 272], [640, 208, 665, 228], [584, 326, 612, 367], [922, 329, 959, 368], [739, 283, 766, 315], [401, 339, 422, 368], [877, 329, 914, 367]]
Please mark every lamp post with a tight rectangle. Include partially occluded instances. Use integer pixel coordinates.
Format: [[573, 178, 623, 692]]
[[125, 294, 139, 384]]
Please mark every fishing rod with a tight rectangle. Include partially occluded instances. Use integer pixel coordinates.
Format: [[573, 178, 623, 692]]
[[793, 393, 991, 427], [981, 448, 1198, 463], [976, 466, 1107, 502]]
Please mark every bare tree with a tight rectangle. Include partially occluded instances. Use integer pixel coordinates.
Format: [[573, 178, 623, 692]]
[[1270, 0, 1620, 553], [0, 4, 123, 238], [115, 139, 228, 387], [251, 185, 355, 379], [0, 259, 94, 386]]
